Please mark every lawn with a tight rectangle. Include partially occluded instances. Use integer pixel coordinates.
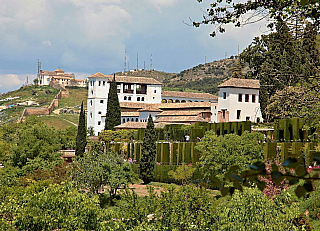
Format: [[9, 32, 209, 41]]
[[57, 114, 80, 125], [58, 87, 88, 110]]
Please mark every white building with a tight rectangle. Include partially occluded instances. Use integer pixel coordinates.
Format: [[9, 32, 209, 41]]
[[87, 73, 263, 135], [211, 78, 263, 123], [87, 73, 163, 135], [37, 68, 87, 87]]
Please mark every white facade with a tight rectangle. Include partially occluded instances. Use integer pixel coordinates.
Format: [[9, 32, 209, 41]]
[[211, 79, 263, 123], [87, 73, 162, 135]]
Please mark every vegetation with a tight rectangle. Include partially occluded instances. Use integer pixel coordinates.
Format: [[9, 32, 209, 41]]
[[140, 115, 157, 184], [105, 74, 121, 131], [75, 101, 86, 157]]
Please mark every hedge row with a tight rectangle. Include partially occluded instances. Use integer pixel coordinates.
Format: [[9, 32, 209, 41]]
[[135, 121, 252, 141], [263, 142, 320, 166]]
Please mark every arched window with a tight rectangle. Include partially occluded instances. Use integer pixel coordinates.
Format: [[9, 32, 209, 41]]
[[128, 96, 132, 101], [131, 118, 134, 121], [123, 119, 125, 123], [137, 97, 140, 101], [124, 96, 127, 100], [162, 99, 167, 103], [90, 100, 92, 107], [175, 99, 180, 103], [168, 99, 173, 103], [127, 118, 130, 122], [141, 97, 144, 101], [195, 101, 198, 102], [181, 100, 186, 103], [188, 100, 192, 102], [135, 118, 138, 122]]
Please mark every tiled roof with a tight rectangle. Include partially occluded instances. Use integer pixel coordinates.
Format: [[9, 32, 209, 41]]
[[154, 115, 207, 123], [138, 107, 162, 112], [162, 91, 217, 100], [121, 112, 139, 117], [115, 122, 167, 129], [88, 72, 162, 85], [120, 102, 149, 109], [156, 110, 205, 117], [41, 71, 55, 76], [55, 68, 64, 72], [156, 102, 211, 109], [218, 78, 260, 89], [52, 76, 72, 80]]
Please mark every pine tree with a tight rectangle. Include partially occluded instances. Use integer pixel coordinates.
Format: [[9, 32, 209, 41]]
[[139, 115, 157, 184], [75, 101, 87, 157], [105, 74, 121, 131]]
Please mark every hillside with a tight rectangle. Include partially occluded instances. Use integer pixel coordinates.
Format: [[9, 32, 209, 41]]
[[118, 58, 246, 95]]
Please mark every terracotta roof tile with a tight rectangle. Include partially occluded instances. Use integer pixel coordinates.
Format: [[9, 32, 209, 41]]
[[88, 73, 162, 85], [156, 110, 205, 116], [154, 115, 207, 123], [156, 102, 211, 109], [55, 68, 64, 72], [162, 91, 217, 100], [137, 107, 162, 112], [218, 78, 260, 89], [121, 112, 139, 117], [115, 122, 167, 129]]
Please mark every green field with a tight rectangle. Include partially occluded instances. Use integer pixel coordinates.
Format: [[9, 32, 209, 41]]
[[37, 115, 78, 130], [58, 87, 88, 110]]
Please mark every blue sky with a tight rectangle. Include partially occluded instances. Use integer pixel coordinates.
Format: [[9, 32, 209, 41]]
[[0, 0, 266, 93]]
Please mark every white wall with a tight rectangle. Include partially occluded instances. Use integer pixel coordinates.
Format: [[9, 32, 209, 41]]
[[216, 87, 263, 123]]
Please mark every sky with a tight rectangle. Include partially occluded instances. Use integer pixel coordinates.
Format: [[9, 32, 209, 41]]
[[0, 0, 267, 94]]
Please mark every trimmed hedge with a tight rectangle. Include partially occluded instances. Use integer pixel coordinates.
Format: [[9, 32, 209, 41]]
[[161, 143, 170, 164]]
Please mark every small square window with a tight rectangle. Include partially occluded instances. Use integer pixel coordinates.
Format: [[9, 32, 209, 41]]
[[100, 100, 104, 104], [98, 111, 102, 115], [154, 90, 156, 93], [99, 81, 101, 86], [223, 92, 226, 99], [103, 81, 105, 86], [153, 97, 155, 100], [246, 116, 250, 121], [238, 94, 242, 102], [98, 121, 101, 125]]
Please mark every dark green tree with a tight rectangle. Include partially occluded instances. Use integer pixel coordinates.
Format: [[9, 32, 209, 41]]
[[139, 115, 156, 184], [105, 74, 121, 131], [75, 101, 87, 157]]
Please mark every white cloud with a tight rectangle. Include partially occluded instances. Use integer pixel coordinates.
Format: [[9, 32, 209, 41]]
[[42, 40, 51, 46], [0, 74, 37, 93], [144, 0, 178, 10]]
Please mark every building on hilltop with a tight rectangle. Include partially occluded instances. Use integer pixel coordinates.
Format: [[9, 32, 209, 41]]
[[37, 68, 87, 87], [87, 73, 263, 135], [211, 78, 263, 123]]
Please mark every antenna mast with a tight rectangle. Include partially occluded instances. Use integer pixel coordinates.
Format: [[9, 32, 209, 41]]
[[137, 54, 138, 71], [37, 59, 41, 74], [124, 50, 127, 73]]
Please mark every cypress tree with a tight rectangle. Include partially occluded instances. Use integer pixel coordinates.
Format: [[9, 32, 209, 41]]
[[105, 74, 121, 131], [75, 101, 87, 157], [140, 114, 157, 184]]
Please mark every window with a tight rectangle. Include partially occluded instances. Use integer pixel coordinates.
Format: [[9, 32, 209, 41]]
[[137, 97, 140, 101], [123, 119, 125, 123], [124, 96, 127, 100], [90, 100, 92, 107], [98, 121, 101, 125], [127, 118, 129, 122], [154, 90, 156, 93], [128, 96, 132, 101], [257, 117, 260, 123], [238, 94, 242, 102], [245, 94, 249, 102], [90, 112, 92, 119], [131, 118, 134, 121], [153, 97, 156, 100], [99, 81, 101, 86], [100, 100, 104, 104], [223, 92, 227, 99], [141, 97, 144, 101], [215, 106, 217, 109], [98, 111, 102, 115], [252, 94, 256, 103], [135, 118, 138, 122], [103, 81, 105, 86], [90, 81, 92, 86], [237, 110, 241, 120], [222, 109, 226, 119], [91, 90, 93, 95], [246, 116, 250, 121]]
